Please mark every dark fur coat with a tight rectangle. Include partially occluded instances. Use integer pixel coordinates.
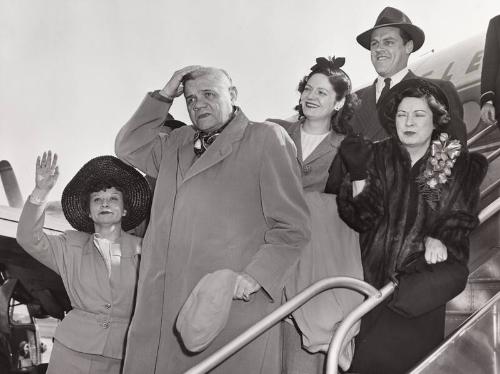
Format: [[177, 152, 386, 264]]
[[331, 137, 488, 373], [336, 137, 487, 288]]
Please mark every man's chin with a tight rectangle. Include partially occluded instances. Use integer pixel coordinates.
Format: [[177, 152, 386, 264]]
[[194, 120, 223, 133]]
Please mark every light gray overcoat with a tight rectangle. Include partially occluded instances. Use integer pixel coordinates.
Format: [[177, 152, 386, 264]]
[[116, 95, 310, 374]]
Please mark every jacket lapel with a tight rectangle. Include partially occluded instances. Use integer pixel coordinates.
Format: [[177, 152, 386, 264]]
[[358, 84, 378, 137], [119, 231, 142, 257], [181, 110, 248, 184], [304, 131, 343, 164]]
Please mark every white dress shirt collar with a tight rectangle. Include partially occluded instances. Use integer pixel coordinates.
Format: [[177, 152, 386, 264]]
[[375, 68, 410, 102]]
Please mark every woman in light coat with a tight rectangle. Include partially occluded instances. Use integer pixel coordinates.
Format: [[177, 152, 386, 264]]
[[268, 55, 363, 374], [16, 151, 151, 374]]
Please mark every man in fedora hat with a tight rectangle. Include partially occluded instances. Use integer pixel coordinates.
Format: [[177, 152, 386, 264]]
[[115, 66, 310, 374], [480, 15, 500, 127], [351, 6, 467, 145]]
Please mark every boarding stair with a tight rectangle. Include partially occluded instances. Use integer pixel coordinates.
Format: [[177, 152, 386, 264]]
[[184, 123, 500, 373]]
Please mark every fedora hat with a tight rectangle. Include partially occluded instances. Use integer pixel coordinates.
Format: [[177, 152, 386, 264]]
[[176, 269, 237, 352], [357, 7, 425, 51], [62, 155, 152, 233], [377, 78, 449, 136]]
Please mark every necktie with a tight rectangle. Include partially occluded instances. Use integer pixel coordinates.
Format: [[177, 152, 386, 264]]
[[378, 77, 391, 103]]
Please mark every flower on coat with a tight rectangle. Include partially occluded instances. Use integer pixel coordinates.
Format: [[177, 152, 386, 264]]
[[416, 133, 462, 207]]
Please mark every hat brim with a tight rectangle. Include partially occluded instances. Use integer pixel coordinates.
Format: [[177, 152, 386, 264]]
[[356, 23, 425, 52], [176, 269, 237, 352], [62, 156, 152, 233], [377, 78, 449, 136]]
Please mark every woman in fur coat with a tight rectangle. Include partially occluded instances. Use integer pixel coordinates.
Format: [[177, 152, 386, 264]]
[[328, 78, 488, 373]]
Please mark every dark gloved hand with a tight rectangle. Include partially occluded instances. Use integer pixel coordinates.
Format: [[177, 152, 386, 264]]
[[339, 134, 372, 181]]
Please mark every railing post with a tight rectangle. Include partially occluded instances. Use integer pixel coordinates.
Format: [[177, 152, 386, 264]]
[[184, 277, 379, 374], [325, 281, 397, 374]]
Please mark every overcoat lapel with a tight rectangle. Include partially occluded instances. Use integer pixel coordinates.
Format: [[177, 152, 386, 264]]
[[181, 110, 248, 184], [288, 123, 303, 164], [177, 130, 197, 181]]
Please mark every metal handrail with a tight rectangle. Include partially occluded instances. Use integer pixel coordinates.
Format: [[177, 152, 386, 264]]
[[478, 196, 500, 224], [184, 277, 379, 374], [326, 281, 397, 374], [184, 195, 500, 374], [410, 290, 500, 372], [467, 123, 497, 147], [480, 178, 500, 199], [486, 147, 500, 163]]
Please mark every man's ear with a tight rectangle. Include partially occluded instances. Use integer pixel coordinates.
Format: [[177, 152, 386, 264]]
[[229, 86, 238, 104], [405, 40, 414, 54]]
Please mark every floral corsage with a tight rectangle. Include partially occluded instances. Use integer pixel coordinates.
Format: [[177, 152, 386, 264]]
[[416, 133, 462, 205]]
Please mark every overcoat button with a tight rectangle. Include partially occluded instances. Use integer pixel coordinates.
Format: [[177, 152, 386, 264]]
[[303, 165, 311, 174]]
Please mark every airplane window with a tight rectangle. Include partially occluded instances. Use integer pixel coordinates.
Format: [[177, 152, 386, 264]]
[[9, 300, 33, 325]]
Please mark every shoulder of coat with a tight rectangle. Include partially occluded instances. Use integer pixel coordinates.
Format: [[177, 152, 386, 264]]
[[244, 120, 293, 147], [63, 230, 91, 244], [491, 14, 500, 25], [161, 124, 195, 144], [355, 84, 373, 96]]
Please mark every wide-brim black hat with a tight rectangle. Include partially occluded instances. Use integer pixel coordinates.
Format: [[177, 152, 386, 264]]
[[62, 156, 152, 233], [357, 7, 425, 52], [377, 78, 449, 135]]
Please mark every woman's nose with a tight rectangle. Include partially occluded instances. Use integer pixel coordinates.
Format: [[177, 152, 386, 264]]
[[305, 90, 317, 100]]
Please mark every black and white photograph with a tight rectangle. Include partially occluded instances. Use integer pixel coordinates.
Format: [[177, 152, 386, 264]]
[[1, 1, 500, 373]]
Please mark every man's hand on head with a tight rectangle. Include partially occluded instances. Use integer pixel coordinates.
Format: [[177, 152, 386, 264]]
[[160, 65, 203, 100]]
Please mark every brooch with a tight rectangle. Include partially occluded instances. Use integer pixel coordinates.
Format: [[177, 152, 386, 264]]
[[416, 133, 461, 205]]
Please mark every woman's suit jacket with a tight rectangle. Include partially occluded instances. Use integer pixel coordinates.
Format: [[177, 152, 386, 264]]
[[266, 119, 343, 192], [16, 201, 142, 359]]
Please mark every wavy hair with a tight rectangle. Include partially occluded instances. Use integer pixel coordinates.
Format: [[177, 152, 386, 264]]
[[295, 64, 360, 135], [383, 85, 451, 137]]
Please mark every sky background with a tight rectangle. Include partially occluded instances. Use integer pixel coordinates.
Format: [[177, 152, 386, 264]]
[[1, 0, 500, 205]]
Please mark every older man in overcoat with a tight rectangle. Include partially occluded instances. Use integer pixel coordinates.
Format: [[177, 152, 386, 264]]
[[115, 66, 310, 374], [350, 7, 467, 145], [480, 15, 500, 127]]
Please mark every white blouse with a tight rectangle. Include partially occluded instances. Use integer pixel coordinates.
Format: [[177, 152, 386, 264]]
[[301, 128, 329, 160]]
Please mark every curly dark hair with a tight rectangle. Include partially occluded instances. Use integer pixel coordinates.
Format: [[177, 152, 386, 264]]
[[383, 85, 451, 138], [295, 68, 360, 135]]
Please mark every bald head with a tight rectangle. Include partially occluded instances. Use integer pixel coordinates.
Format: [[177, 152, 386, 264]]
[[183, 66, 238, 133]]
